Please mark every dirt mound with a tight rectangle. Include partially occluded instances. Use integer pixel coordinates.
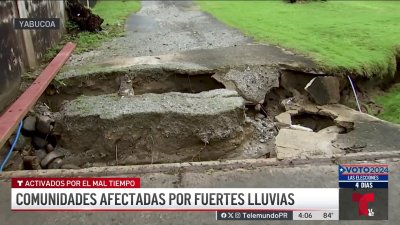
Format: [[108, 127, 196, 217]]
[[66, 0, 103, 32]]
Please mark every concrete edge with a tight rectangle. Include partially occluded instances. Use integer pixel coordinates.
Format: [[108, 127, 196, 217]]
[[1, 151, 399, 180]]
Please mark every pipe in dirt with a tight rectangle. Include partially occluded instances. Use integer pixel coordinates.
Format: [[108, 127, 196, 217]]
[[347, 75, 362, 112]]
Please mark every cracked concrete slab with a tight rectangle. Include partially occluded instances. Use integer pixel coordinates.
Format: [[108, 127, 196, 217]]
[[60, 44, 317, 81], [55, 45, 313, 111], [213, 65, 280, 103], [56, 89, 246, 166], [274, 100, 400, 158], [275, 128, 342, 160]]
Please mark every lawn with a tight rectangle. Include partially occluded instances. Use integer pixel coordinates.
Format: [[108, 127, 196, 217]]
[[91, 0, 141, 26], [374, 85, 400, 123], [44, 0, 141, 59], [198, 1, 400, 123], [198, 1, 400, 79]]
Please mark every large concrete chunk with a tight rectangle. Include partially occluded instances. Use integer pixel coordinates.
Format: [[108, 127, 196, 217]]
[[56, 89, 246, 165], [275, 128, 342, 160], [304, 76, 340, 105], [213, 66, 280, 103]]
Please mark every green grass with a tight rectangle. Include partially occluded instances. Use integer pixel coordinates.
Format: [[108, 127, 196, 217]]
[[374, 85, 400, 123], [91, 1, 140, 25], [198, 1, 400, 78], [44, 0, 140, 61]]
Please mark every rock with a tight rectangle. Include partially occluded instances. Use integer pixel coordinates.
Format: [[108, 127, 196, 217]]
[[35, 103, 52, 116], [280, 70, 315, 95], [8, 134, 29, 151], [275, 128, 342, 160], [51, 112, 63, 122], [46, 144, 55, 152], [289, 125, 313, 132], [35, 149, 47, 161], [32, 136, 47, 149], [318, 126, 345, 134], [304, 76, 340, 105], [36, 115, 53, 134], [213, 65, 280, 103], [275, 112, 292, 125], [48, 158, 63, 169], [61, 164, 81, 170], [280, 97, 297, 111], [40, 149, 65, 168], [256, 113, 265, 119], [118, 75, 134, 97], [23, 116, 36, 133], [23, 156, 41, 170], [254, 104, 261, 112], [20, 147, 33, 157]]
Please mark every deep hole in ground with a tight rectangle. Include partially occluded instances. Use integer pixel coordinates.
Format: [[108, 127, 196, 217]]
[[24, 71, 248, 170], [42, 73, 224, 111], [262, 87, 293, 116], [38, 68, 296, 170], [133, 74, 225, 94], [5, 66, 364, 172], [291, 112, 336, 132]]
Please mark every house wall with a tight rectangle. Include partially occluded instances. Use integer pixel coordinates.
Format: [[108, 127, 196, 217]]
[[0, 0, 66, 112]]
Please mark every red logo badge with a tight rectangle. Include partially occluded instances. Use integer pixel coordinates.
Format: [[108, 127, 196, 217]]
[[352, 193, 375, 216]]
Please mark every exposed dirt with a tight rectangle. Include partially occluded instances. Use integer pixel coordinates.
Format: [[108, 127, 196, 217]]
[[56, 89, 247, 167], [66, 0, 103, 32]]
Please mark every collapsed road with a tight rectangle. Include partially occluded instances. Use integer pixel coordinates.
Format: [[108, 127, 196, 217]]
[[1, 1, 400, 224], [1, 0, 400, 171]]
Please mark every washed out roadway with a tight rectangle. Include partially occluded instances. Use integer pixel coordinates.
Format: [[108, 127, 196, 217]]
[[2, 1, 399, 225]]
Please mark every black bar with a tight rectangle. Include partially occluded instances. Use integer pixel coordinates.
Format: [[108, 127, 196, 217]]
[[339, 182, 388, 189]]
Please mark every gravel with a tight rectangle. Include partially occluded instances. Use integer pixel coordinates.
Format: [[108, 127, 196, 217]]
[[66, 1, 250, 66]]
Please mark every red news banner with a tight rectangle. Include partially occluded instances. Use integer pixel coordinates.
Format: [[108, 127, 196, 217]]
[[12, 178, 140, 188]]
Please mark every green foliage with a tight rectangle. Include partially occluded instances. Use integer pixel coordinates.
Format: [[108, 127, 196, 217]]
[[198, 1, 400, 78], [65, 20, 79, 32], [374, 85, 400, 123]]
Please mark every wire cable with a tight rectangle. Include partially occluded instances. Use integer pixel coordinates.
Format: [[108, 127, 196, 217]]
[[0, 121, 23, 172], [347, 75, 362, 112]]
